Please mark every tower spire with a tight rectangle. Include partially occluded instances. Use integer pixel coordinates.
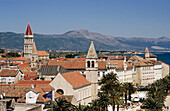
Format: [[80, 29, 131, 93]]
[[87, 41, 97, 59], [145, 47, 149, 53], [32, 42, 37, 54], [25, 22, 33, 35]]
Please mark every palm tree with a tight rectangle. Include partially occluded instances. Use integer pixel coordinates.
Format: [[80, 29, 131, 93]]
[[98, 93, 111, 111], [127, 82, 136, 101], [44, 98, 74, 111], [122, 82, 129, 107], [142, 96, 163, 111], [142, 75, 170, 111], [109, 89, 123, 111], [99, 72, 123, 111], [99, 72, 119, 93], [75, 103, 86, 111], [89, 99, 100, 111]]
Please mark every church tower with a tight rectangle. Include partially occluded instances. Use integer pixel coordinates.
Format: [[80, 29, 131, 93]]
[[24, 23, 34, 59], [86, 41, 98, 100], [145, 47, 150, 59], [31, 42, 38, 68]]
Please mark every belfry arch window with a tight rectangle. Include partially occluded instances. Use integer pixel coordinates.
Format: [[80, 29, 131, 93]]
[[87, 61, 90, 67], [92, 61, 95, 67]]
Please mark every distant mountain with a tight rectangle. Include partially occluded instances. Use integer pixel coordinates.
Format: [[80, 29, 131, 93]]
[[0, 30, 170, 51]]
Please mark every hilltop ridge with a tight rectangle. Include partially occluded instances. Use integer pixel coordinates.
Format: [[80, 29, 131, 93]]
[[0, 30, 170, 51]]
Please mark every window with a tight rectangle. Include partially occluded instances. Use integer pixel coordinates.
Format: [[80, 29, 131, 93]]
[[103, 72, 105, 76], [87, 61, 90, 67], [92, 61, 94, 67], [56, 89, 64, 95], [98, 72, 100, 77], [40, 78, 44, 80]]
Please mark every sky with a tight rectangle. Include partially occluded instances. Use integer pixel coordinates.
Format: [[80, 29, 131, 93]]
[[0, 0, 170, 38]]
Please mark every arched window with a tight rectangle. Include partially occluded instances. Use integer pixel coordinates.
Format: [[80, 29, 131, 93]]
[[56, 89, 64, 95], [92, 61, 94, 67], [87, 61, 90, 67]]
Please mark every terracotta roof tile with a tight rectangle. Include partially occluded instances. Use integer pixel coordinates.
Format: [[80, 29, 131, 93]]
[[48, 60, 107, 69], [24, 76, 36, 80], [37, 51, 49, 56], [12, 57, 28, 61], [48, 61, 85, 69], [107, 60, 132, 68], [159, 61, 169, 66], [0, 69, 19, 77], [62, 72, 90, 88], [15, 80, 51, 85], [23, 71, 36, 77], [0, 85, 31, 98], [17, 86, 62, 103]]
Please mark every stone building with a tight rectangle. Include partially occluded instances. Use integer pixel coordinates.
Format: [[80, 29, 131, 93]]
[[50, 71, 91, 105]]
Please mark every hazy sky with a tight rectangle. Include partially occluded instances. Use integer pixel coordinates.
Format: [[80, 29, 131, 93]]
[[0, 0, 170, 38]]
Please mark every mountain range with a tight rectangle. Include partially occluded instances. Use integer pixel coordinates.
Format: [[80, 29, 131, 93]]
[[0, 30, 170, 51]]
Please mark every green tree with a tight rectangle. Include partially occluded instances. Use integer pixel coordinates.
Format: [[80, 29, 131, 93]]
[[127, 82, 136, 101], [122, 82, 129, 107], [89, 100, 100, 111], [44, 98, 74, 111], [0, 48, 5, 53], [75, 103, 86, 111], [98, 93, 111, 111], [142, 75, 170, 111], [99, 72, 123, 111]]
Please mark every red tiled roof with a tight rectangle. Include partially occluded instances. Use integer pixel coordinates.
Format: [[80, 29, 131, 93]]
[[0, 85, 31, 98], [0, 52, 7, 56], [62, 72, 90, 88], [12, 57, 28, 61], [159, 61, 169, 66], [24, 76, 36, 80], [23, 71, 36, 77], [0, 69, 19, 77], [108, 55, 124, 60], [15, 80, 51, 85], [17, 86, 62, 103], [37, 51, 49, 56], [107, 60, 132, 68], [25, 23, 33, 35], [48, 61, 85, 69], [48, 60, 106, 69], [149, 53, 157, 58]]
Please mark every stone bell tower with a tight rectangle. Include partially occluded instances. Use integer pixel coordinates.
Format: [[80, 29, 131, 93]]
[[86, 41, 98, 100], [24, 23, 34, 59]]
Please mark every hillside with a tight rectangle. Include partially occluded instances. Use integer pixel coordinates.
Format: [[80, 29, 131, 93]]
[[0, 30, 170, 51]]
